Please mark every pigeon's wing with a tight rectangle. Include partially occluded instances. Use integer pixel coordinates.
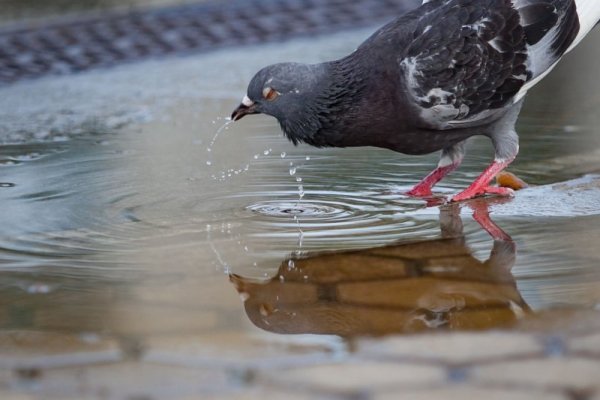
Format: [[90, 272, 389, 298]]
[[402, 0, 579, 129]]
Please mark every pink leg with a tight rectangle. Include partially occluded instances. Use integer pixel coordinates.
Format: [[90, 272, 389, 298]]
[[407, 162, 460, 197], [451, 159, 514, 202]]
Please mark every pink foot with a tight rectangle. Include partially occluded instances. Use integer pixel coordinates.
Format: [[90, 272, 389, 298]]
[[450, 160, 514, 202], [451, 186, 514, 202], [406, 185, 433, 197]]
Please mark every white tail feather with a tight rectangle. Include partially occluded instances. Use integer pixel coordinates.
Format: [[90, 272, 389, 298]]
[[515, 0, 600, 101], [569, 0, 600, 53]]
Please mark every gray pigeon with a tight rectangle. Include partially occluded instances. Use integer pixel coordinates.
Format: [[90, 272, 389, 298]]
[[232, 0, 600, 201]]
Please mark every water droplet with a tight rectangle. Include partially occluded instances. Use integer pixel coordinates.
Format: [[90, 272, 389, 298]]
[[289, 167, 297, 176], [280, 152, 287, 158], [263, 149, 270, 156], [305, 156, 311, 161], [0, 183, 15, 188], [279, 276, 286, 283], [296, 177, 303, 183], [287, 260, 295, 270], [254, 154, 260, 160], [206, 161, 212, 166]]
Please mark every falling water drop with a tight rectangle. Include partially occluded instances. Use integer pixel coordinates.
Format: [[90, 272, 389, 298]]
[[289, 167, 297, 176], [281, 152, 287, 158]]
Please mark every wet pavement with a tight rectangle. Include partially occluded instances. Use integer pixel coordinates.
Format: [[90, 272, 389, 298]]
[[1, 1, 600, 399], [0, 0, 420, 85]]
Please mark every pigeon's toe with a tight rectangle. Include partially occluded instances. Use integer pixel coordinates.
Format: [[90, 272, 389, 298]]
[[451, 186, 515, 203]]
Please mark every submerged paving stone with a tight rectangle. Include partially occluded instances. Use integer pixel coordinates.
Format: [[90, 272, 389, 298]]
[[24, 362, 229, 399], [143, 332, 337, 369], [0, 393, 38, 400], [262, 361, 446, 393], [357, 332, 543, 364], [0, 331, 121, 369], [183, 388, 322, 400], [472, 358, 600, 390], [373, 386, 568, 400], [569, 332, 600, 356]]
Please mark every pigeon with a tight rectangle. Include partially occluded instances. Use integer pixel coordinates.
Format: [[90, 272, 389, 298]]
[[232, 0, 600, 202]]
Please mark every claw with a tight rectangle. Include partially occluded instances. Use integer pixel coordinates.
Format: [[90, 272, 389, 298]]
[[451, 186, 514, 202]]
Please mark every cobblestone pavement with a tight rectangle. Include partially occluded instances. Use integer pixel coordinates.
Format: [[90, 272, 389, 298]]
[[0, 301, 598, 399], [0, 0, 420, 85]]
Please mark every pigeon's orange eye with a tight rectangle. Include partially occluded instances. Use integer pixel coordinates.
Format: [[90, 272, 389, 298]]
[[262, 87, 279, 101]]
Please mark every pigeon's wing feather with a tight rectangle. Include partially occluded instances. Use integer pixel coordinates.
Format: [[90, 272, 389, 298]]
[[402, 0, 579, 129]]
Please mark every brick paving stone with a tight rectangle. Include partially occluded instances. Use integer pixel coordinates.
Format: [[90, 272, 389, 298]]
[[183, 388, 323, 400], [105, 304, 219, 336], [569, 332, 600, 356], [133, 275, 244, 310], [472, 358, 600, 390], [0, 331, 121, 369], [25, 362, 229, 399], [374, 386, 568, 400], [262, 361, 446, 393], [143, 332, 337, 369], [0, 393, 38, 400], [357, 332, 543, 364]]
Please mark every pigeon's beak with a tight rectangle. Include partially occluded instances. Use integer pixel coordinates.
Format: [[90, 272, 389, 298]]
[[231, 95, 258, 121]]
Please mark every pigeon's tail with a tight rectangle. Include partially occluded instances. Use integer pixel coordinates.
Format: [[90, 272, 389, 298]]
[[569, 0, 600, 52], [514, 0, 598, 101]]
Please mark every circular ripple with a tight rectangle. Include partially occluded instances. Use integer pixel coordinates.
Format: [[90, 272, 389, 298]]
[[247, 201, 350, 219]]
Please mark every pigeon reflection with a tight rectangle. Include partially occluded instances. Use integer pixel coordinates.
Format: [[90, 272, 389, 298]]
[[231, 199, 529, 337]]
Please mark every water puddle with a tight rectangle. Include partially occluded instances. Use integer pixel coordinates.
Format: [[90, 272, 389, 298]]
[[0, 28, 599, 343]]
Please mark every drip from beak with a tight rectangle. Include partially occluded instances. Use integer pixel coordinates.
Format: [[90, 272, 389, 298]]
[[231, 95, 258, 121]]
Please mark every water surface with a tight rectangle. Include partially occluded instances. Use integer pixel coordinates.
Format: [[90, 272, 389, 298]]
[[1, 28, 600, 338]]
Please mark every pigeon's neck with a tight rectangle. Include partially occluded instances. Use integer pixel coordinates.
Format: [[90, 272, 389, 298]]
[[280, 58, 366, 147]]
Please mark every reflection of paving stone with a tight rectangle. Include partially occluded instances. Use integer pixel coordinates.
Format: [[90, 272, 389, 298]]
[[0, 331, 121, 369], [357, 333, 544, 364]]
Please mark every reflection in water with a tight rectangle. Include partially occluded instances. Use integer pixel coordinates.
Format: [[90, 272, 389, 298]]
[[231, 201, 531, 337]]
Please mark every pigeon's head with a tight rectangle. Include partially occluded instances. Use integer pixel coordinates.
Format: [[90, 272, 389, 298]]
[[232, 62, 328, 143]]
